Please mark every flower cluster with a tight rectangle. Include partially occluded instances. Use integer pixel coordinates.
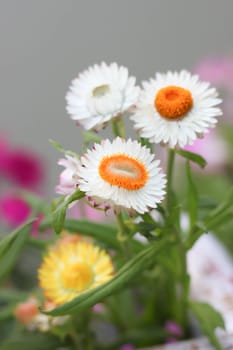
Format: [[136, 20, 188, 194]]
[[3, 61, 232, 350], [57, 62, 221, 214]]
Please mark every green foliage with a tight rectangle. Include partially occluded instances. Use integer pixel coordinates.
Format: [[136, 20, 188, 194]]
[[186, 161, 198, 230], [0, 332, 61, 350], [0, 220, 34, 283], [190, 301, 225, 350], [175, 148, 207, 168], [82, 130, 101, 146], [51, 189, 85, 234], [49, 138, 78, 158], [45, 239, 169, 316]]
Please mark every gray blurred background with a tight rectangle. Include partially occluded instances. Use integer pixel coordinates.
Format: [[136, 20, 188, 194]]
[[1, 0, 233, 195]]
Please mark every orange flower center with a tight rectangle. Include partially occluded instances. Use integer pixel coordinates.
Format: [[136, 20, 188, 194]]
[[154, 85, 193, 120], [99, 154, 148, 190], [61, 262, 93, 291]]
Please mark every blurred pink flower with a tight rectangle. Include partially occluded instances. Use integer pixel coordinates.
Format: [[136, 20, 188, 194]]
[[68, 201, 112, 222], [165, 320, 183, 337], [184, 129, 228, 172], [0, 135, 9, 156], [194, 55, 233, 122], [0, 193, 46, 237], [0, 193, 31, 227], [194, 56, 233, 90], [120, 345, 135, 350], [0, 147, 44, 190], [56, 155, 80, 195], [92, 303, 105, 314]]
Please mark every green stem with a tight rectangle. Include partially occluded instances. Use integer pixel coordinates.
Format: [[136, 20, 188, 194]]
[[166, 148, 175, 212], [111, 115, 126, 138], [116, 212, 132, 260], [165, 148, 190, 332], [177, 240, 190, 331], [69, 328, 82, 349]]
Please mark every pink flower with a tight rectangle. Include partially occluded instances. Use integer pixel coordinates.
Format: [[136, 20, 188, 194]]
[[14, 297, 39, 324], [184, 129, 228, 172], [55, 155, 80, 196], [0, 193, 48, 237], [68, 201, 109, 222], [165, 320, 183, 337], [0, 148, 44, 190], [120, 345, 135, 350], [194, 56, 233, 90], [92, 303, 105, 314], [0, 193, 31, 227]]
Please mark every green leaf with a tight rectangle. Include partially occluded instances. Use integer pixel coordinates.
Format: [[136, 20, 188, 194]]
[[190, 301, 225, 350], [186, 187, 233, 249], [19, 191, 49, 213], [175, 149, 207, 168], [0, 332, 60, 350], [49, 138, 79, 158], [0, 289, 28, 303], [186, 161, 198, 229], [62, 219, 121, 249], [0, 220, 34, 282], [41, 218, 143, 252], [52, 189, 85, 234], [0, 305, 15, 322], [133, 222, 160, 234], [45, 239, 169, 316], [82, 130, 101, 145], [206, 186, 233, 221]]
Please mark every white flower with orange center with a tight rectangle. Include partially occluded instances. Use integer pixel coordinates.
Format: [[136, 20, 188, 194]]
[[77, 138, 166, 214], [131, 70, 222, 147], [66, 62, 139, 130], [38, 241, 114, 305]]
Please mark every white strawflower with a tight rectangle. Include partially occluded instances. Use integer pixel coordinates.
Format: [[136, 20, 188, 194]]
[[131, 70, 222, 147], [55, 155, 80, 196], [77, 138, 166, 214], [66, 62, 139, 130]]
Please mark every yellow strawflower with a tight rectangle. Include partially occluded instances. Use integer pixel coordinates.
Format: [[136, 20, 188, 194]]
[[38, 241, 114, 305]]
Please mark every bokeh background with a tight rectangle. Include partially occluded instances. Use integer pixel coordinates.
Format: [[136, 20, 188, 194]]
[[1, 0, 233, 194]]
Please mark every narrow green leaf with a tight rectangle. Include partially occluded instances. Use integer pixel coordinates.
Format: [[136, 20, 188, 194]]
[[0, 219, 34, 282], [186, 161, 198, 229], [19, 191, 49, 213], [186, 187, 233, 249], [62, 219, 120, 249], [175, 149, 207, 168], [82, 130, 101, 145], [206, 186, 233, 220], [52, 190, 85, 234], [133, 222, 159, 234], [45, 239, 168, 316], [49, 138, 79, 158], [190, 301, 225, 350], [41, 218, 143, 252]]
